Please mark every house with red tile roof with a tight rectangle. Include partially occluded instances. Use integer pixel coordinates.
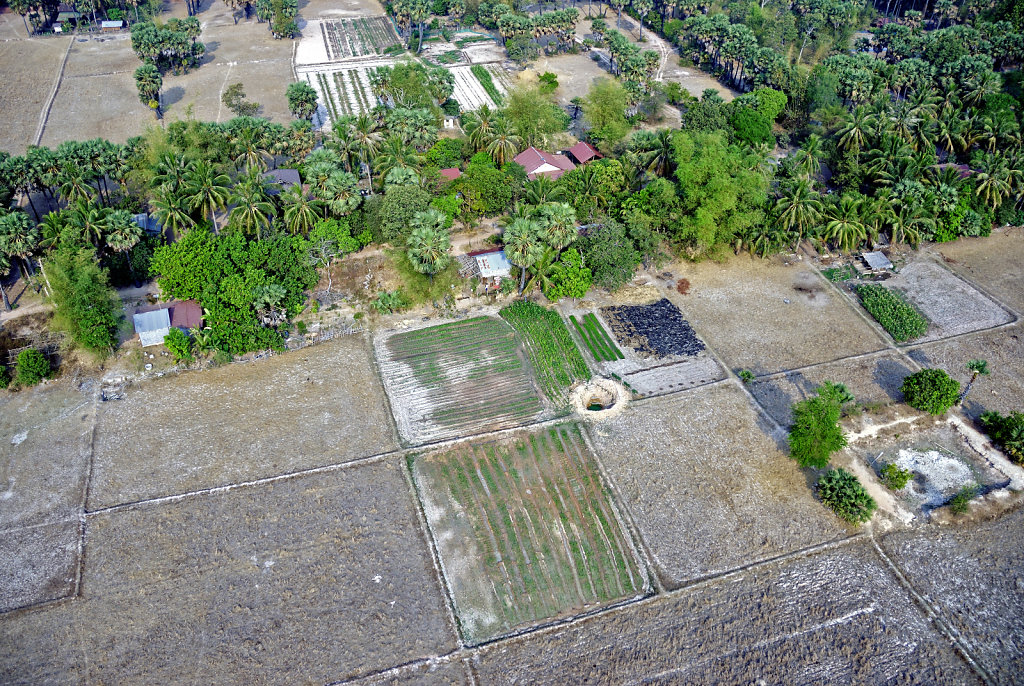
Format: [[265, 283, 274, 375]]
[[513, 146, 576, 180], [567, 141, 601, 166]]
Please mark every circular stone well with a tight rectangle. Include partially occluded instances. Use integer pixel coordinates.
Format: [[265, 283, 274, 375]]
[[571, 377, 628, 420]]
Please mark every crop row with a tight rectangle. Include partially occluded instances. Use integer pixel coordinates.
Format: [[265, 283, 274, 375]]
[[471, 64, 503, 106], [570, 313, 623, 362], [500, 301, 590, 404], [316, 72, 341, 121], [855, 284, 928, 342]]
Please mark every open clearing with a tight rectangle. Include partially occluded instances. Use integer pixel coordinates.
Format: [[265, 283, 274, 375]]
[[375, 317, 546, 445], [0, 459, 456, 683], [908, 323, 1024, 421], [749, 351, 914, 426], [858, 260, 1014, 343], [935, 229, 1024, 314], [881, 508, 1024, 685], [674, 256, 886, 375], [90, 334, 396, 508], [471, 541, 976, 683], [0, 37, 71, 154], [413, 425, 645, 644], [588, 382, 851, 587]]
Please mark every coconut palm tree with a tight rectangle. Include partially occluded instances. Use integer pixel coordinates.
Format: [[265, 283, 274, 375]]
[[835, 105, 875, 155], [822, 194, 867, 252], [350, 115, 383, 192], [958, 359, 990, 405], [406, 210, 451, 281], [463, 105, 495, 152], [183, 160, 231, 233], [151, 184, 196, 239], [503, 217, 544, 293], [229, 170, 277, 239], [885, 205, 932, 248], [374, 136, 422, 188], [486, 116, 523, 166], [774, 180, 823, 246], [281, 184, 323, 236]]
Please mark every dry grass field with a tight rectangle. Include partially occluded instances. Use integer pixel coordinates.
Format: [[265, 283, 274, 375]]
[[881, 508, 1024, 685], [588, 382, 851, 587], [90, 334, 397, 508], [674, 256, 887, 375], [0, 459, 455, 684], [0, 37, 70, 154], [936, 229, 1024, 314], [471, 542, 977, 683]]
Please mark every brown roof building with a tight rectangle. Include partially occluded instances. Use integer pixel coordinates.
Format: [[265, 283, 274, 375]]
[[439, 167, 462, 181], [513, 146, 576, 180], [567, 141, 601, 166]]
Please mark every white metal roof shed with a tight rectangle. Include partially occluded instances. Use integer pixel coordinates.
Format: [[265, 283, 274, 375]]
[[475, 250, 512, 279], [133, 308, 171, 347], [863, 251, 893, 271]]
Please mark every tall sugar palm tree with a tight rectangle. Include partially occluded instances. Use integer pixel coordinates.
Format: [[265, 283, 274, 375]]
[[537, 202, 578, 252], [183, 161, 231, 233], [0, 252, 12, 311], [374, 136, 422, 189], [406, 210, 451, 281], [0, 211, 40, 278], [959, 359, 990, 405], [319, 171, 361, 217], [105, 210, 143, 254], [503, 217, 544, 293]]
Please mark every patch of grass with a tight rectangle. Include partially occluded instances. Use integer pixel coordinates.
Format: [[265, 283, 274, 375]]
[[822, 265, 857, 282], [855, 284, 928, 342], [880, 462, 913, 490], [949, 484, 977, 515], [471, 64, 503, 106], [389, 248, 461, 306]]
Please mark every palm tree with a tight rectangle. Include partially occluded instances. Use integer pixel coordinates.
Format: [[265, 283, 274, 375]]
[[636, 129, 675, 177], [0, 252, 12, 311], [959, 359, 990, 405], [406, 210, 451, 281], [281, 184, 323, 236], [105, 210, 143, 254], [68, 201, 111, 248], [0, 211, 40, 278], [537, 202, 578, 251], [350, 115, 383, 192], [232, 127, 271, 172], [774, 180, 823, 246], [151, 184, 196, 238], [633, 0, 653, 40], [319, 171, 361, 217], [463, 105, 495, 152], [486, 116, 523, 166], [229, 170, 277, 239], [975, 154, 1013, 211], [183, 161, 231, 233], [835, 106, 875, 155], [886, 205, 932, 248], [503, 218, 544, 293], [151, 153, 191, 193], [58, 163, 95, 205], [374, 136, 422, 188], [525, 176, 565, 205], [822, 195, 867, 252]]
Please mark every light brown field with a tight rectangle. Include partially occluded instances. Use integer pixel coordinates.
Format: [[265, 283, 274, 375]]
[[934, 229, 1024, 315], [0, 36, 70, 154]]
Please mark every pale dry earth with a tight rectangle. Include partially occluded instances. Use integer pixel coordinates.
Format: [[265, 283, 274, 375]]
[[90, 334, 396, 508], [935, 229, 1024, 314], [0, 36, 70, 154]]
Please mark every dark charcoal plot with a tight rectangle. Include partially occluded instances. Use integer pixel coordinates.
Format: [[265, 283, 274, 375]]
[[602, 299, 706, 358]]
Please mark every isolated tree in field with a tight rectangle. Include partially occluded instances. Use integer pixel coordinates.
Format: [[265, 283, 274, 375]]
[[0, 211, 40, 277], [406, 210, 451, 280], [503, 218, 544, 293], [222, 83, 261, 117], [134, 64, 163, 119], [286, 81, 319, 121], [817, 468, 877, 524], [787, 381, 850, 469], [958, 359, 990, 405], [901, 368, 960, 415]]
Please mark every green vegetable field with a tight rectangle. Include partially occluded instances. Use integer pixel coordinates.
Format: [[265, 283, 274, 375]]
[[570, 313, 624, 362], [854, 284, 928, 342], [500, 301, 591, 403]]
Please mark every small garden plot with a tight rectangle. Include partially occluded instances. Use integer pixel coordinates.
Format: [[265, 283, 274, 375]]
[[412, 425, 645, 644], [570, 313, 623, 362], [500, 301, 590, 405], [602, 299, 706, 358], [321, 17, 400, 60], [853, 421, 1009, 515], [450, 65, 506, 110], [375, 317, 545, 444], [859, 260, 1012, 342], [299, 65, 378, 125], [854, 284, 928, 343]]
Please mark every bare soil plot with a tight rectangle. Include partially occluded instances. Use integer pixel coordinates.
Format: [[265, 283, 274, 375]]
[[881, 507, 1024, 685], [749, 351, 914, 426], [375, 317, 546, 445], [90, 334, 397, 508], [862, 260, 1013, 343], [61, 32, 138, 77], [524, 52, 609, 105], [40, 65, 149, 147], [347, 658, 471, 685], [588, 382, 850, 587], [674, 256, 886, 375], [0, 519, 78, 613], [935, 229, 1024, 314], [413, 424, 645, 644], [0, 460, 456, 683], [908, 323, 1024, 421], [0, 37, 71, 155], [471, 542, 978, 683]]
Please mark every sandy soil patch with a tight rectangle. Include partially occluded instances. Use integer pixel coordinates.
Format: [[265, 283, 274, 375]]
[[908, 323, 1024, 421], [0, 519, 78, 612], [527, 52, 609, 105], [671, 256, 886, 375], [0, 459, 456, 683], [471, 542, 977, 683], [588, 382, 850, 587], [61, 33, 139, 77], [0, 37, 70, 154], [881, 507, 1024, 685], [90, 334, 397, 508], [41, 69, 150, 147], [749, 351, 914, 426], [934, 229, 1024, 315]]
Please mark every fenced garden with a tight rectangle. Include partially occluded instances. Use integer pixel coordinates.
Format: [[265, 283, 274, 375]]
[[376, 317, 545, 444], [412, 424, 645, 643], [500, 301, 590, 405]]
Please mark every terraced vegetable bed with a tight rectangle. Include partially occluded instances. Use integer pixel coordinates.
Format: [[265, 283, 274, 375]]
[[500, 301, 590, 405], [412, 424, 646, 644], [375, 317, 545, 444], [570, 313, 624, 362]]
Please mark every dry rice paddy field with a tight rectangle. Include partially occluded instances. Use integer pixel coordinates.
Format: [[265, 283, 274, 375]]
[[412, 425, 645, 644], [936, 229, 1024, 314], [375, 317, 546, 445]]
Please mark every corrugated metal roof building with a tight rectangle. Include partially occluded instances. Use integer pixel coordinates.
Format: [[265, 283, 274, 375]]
[[133, 308, 171, 347]]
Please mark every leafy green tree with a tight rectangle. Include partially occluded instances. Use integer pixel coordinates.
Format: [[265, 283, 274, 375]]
[[730, 107, 773, 146], [582, 79, 631, 150], [48, 248, 123, 355], [980, 411, 1024, 464], [752, 87, 787, 121], [901, 368, 961, 415], [576, 220, 641, 290], [817, 468, 877, 524], [544, 248, 592, 301], [406, 210, 452, 280], [164, 327, 194, 362], [787, 382, 849, 469], [286, 81, 319, 121], [504, 84, 569, 149], [375, 184, 432, 242], [14, 349, 51, 387]]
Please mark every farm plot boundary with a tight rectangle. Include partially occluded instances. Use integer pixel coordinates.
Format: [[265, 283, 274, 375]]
[[412, 424, 646, 644]]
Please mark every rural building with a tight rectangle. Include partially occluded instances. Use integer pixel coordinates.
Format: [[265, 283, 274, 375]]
[[263, 168, 302, 195], [567, 141, 601, 166], [131, 213, 163, 235], [55, 3, 81, 24], [133, 300, 203, 347], [513, 146, 576, 180], [465, 248, 512, 289], [862, 251, 893, 272], [439, 168, 462, 182], [101, 19, 122, 31]]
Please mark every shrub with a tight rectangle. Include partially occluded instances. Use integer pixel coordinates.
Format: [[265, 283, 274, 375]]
[[949, 485, 977, 515], [372, 290, 408, 314], [855, 284, 928, 342], [880, 463, 913, 490], [163, 327, 194, 363], [0, 366, 10, 389], [979, 410, 1024, 464], [901, 369, 960, 415], [738, 369, 755, 384], [14, 349, 51, 387], [730, 106, 773, 146], [788, 382, 850, 469], [817, 468, 877, 524]]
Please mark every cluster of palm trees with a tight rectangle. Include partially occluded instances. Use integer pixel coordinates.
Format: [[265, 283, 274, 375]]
[[389, 0, 431, 51], [503, 200, 579, 294], [497, 8, 581, 52], [129, 18, 204, 75], [462, 105, 529, 163]]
